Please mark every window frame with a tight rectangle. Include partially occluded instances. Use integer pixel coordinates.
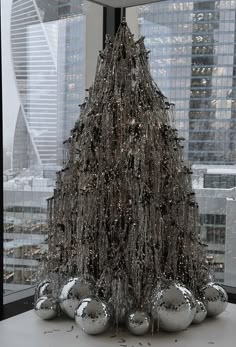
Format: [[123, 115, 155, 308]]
[[1, 1, 236, 321], [0, 0, 104, 320], [126, 1, 236, 304], [0, 1, 4, 320]]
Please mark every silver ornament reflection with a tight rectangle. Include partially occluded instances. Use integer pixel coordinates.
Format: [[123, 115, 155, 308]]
[[126, 310, 151, 335], [35, 296, 59, 320], [35, 280, 53, 301], [201, 283, 228, 317], [59, 277, 94, 319], [75, 297, 111, 335], [192, 300, 207, 324], [152, 282, 196, 332]]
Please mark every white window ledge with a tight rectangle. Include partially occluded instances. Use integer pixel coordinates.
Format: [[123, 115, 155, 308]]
[[0, 304, 235, 347]]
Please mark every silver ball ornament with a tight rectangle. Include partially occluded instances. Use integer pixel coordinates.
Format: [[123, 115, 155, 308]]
[[152, 281, 196, 332], [75, 297, 111, 335], [201, 283, 228, 317], [192, 299, 207, 324], [126, 310, 151, 335], [35, 296, 59, 320], [35, 280, 53, 301], [59, 277, 94, 319]]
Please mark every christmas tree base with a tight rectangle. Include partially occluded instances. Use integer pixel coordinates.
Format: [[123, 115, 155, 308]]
[[34, 276, 228, 335]]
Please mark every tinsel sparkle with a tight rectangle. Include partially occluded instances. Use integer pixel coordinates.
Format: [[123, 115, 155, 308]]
[[45, 21, 209, 319]]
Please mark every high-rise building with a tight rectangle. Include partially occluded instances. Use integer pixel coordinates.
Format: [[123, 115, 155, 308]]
[[11, 0, 58, 169], [191, 164, 236, 284], [138, 0, 236, 285], [4, 169, 54, 293], [10, 0, 85, 170], [3, 0, 86, 294], [139, 0, 236, 164]]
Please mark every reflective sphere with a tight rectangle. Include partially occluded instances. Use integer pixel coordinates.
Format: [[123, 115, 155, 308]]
[[35, 296, 59, 320], [59, 277, 94, 319], [35, 281, 53, 301], [152, 282, 196, 332], [201, 283, 228, 317], [192, 300, 207, 324], [75, 297, 111, 335], [126, 310, 151, 335]]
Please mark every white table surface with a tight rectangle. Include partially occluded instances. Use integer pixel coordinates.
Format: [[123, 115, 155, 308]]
[[0, 304, 235, 347]]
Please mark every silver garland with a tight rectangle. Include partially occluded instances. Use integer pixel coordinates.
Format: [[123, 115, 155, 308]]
[[44, 21, 209, 317]]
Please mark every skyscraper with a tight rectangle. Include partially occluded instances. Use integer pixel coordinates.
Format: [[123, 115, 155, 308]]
[[139, 0, 236, 164], [3, 0, 86, 293], [138, 0, 236, 285], [11, 0, 58, 169], [10, 0, 85, 170]]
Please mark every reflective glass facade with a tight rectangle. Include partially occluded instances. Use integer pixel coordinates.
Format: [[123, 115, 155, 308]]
[[11, 0, 85, 170], [139, 0, 236, 164], [138, 0, 236, 285], [3, 0, 86, 295]]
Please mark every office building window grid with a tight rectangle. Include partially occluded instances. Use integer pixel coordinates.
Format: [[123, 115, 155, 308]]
[[139, 0, 236, 164], [138, 0, 236, 285]]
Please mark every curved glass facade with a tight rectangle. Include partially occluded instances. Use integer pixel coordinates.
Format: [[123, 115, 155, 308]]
[[11, 0, 85, 169], [11, 0, 58, 168], [3, 0, 86, 295]]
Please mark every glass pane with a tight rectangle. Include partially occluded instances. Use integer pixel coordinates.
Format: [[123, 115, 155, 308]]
[[128, 0, 236, 287], [2, 0, 102, 298]]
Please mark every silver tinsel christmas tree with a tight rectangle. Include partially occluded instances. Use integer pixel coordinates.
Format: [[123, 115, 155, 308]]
[[38, 22, 227, 331]]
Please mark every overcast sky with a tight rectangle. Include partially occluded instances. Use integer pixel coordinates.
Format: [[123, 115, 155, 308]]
[[2, 0, 20, 152]]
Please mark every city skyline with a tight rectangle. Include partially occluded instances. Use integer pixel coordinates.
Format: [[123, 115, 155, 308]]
[[3, 0, 86, 170], [138, 0, 236, 284], [3, 0, 87, 293]]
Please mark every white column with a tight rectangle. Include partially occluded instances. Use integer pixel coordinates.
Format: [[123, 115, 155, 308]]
[[85, 1, 103, 89], [126, 6, 139, 40]]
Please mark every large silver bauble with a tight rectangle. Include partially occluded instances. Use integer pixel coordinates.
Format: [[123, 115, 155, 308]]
[[152, 282, 196, 332], [59, 277, 94, 319], [201, 283, 228, 317], [192, 299, 207, 324], [75, 297, 111, 335], [126, 310, 151, 336], [35, 280, 53, 301], [35, 296, 59, 320]]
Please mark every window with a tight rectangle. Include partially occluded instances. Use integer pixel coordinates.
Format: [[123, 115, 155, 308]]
[[199, 213, 226, 282], [206, 226, 225, 244], [127, 0, 236, 288], [2, 0, 236, 317], [1, 0, 103, 306], [204, 174, 236, 188]]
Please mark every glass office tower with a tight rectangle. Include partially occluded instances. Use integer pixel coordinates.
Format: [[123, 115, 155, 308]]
[[3, 0, 85, 294], [138, 0, 236, 285], [11, 0, 85, 170], [139, 0, 236, 164]]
